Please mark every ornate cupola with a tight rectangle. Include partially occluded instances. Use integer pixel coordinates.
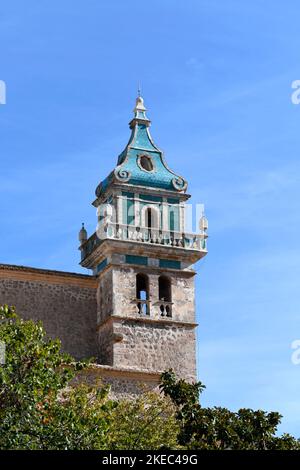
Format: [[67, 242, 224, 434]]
[[95, 95, 187, 198], [80, 94, 207, 273], [78, 94, 208, 381]]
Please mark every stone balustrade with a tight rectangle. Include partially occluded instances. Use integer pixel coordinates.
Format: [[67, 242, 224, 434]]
[[159, 300, 173, 318], [81, 222, 207, 261], [134, 298, 150, 316]]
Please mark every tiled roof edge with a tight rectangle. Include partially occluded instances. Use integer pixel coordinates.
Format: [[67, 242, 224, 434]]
[[0, 263, 94, 279]]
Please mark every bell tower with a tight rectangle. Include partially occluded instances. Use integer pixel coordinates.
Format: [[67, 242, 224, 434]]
[[79, 95, 208, 381]]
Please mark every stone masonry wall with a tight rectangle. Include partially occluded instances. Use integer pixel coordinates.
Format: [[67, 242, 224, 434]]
[[112, 266, 196, 323], [97, 321, 114, 365], [0, 265, 98, 360], [97, 268, 113, 324], [0, 262, 198, 388], [74, 366, 161, 400], [113, 319, 197, 381], [96, 265, 197, 381]]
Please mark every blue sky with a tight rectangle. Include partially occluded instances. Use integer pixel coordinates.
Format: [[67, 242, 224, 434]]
[[1, 0, 300, 435]]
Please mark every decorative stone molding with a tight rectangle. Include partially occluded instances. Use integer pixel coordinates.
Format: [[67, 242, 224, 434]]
[[136, 154, 156, 173], [172, 176, 187, 191], [0, 264, 97, 288], [114, 167, 131, 182]]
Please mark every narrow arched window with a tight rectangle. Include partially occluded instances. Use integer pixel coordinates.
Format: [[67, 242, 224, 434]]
[[159, 275, 172, 317], [146, 208, 152, 228], [144, 207, 158, 243], [169, 211, 175, 232], [136, 273, 150, 315], [144, 206, 159, 229]]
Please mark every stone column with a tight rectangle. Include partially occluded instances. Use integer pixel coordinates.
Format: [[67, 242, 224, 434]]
[[134, 192, 140, 227], [179, 201, 185, 233], [116, 190, 123, 225], [162, 197, 169, 231]]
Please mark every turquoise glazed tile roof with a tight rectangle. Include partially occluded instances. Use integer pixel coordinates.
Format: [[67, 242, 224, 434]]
[[95, 96, 187, 198]]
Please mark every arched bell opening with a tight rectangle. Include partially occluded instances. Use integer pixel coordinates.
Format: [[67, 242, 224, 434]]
[[136, 273, 150, 315], [158, 275, 172, 318]]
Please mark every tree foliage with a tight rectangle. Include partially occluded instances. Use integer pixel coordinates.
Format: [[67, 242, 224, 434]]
[[0, 305, 115, 449], [0, 305, 178, 450], [160, 370, 300, 450], [0, 305, 299, 450], [107, 391, 179, 450]]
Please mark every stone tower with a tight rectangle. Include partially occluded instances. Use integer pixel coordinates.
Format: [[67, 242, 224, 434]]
[[79, 95, 207, 382]]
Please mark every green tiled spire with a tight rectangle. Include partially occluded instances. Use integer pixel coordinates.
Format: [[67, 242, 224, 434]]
[[95, 95, 188, 198]]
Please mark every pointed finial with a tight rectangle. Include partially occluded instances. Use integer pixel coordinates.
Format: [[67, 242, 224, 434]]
[[129, 89, 150, 128], [79, 222, 87, 244], [134, 94, 146, 112]]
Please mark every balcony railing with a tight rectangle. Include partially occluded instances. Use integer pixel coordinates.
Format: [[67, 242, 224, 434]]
[[134, 298, 150, 316], [134, 299, 172, 318], [159, 300, 173, 318], [80, 222, 207, 261]]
